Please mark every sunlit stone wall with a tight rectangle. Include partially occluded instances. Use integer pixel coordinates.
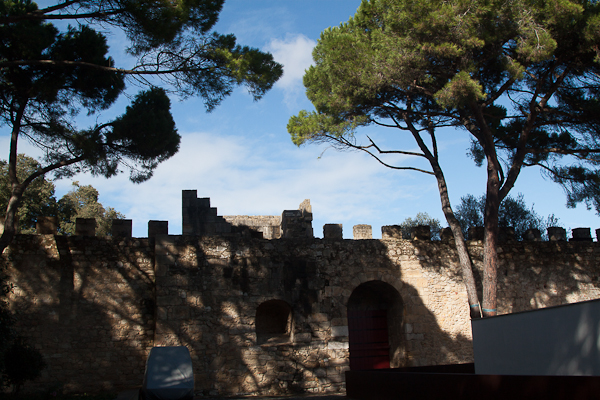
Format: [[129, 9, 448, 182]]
[[4, 235, 155, 393], [5, 231, 600, 396]]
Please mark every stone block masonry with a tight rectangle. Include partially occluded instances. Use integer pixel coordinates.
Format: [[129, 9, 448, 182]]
[[353, 225, 372, 239], [5, 235, 155, 393], [4, 191, 600, 396]]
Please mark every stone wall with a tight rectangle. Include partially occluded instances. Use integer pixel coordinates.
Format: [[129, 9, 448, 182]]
[[3, 192, 600, 396], [222, 215, 282, 239], [5, 233, 600, 396], [4, 235, 155, 393]]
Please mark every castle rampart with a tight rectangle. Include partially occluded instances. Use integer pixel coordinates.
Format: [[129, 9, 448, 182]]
[[4, 191, 600, 396]]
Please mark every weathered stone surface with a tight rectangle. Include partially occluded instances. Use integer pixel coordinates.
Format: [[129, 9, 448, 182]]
[[324, 223, 345, 239], [4, 192, 600, 397], [111, 219, 133, 238], [548, 226, 567, 241], [571, 227, 592, 242], [440, 227, 454, 242], [148, 220, 168, 237], [331, 326, 349, 337], [382, 225, 402, 239], [36, 216, 58, 234], [412, 225, 431, 241], [75, 218, 96, 236], [468, 226, 484, 241], [524, 228, 542, 241], [353, 225, 372, 240]]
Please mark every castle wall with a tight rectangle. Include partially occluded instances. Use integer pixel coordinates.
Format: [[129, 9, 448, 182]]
[[4, 235, 156, 393], [222, 215, 282, 239], [5, 231, 600, 396]]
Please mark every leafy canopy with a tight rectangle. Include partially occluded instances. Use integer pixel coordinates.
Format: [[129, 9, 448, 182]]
[[0, 155, 57, 233], [0, 0, 172, 182], [289, 0, 600, 316], [289, 0, 600, 212], [0, 0, 282, 252], [0, 155, 125, 235], [0, 0, 283, 184], [454, 193, 561, 240], [57, 182, 125, 236], [399, 212, 442, 240]]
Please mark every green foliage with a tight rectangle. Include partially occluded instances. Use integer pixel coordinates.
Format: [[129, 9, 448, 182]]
[[58, 182, 125, 236], [399, 212, 442, 240], [289, 0, 600, 213], [455, 193, 562, 240], [434, 71, 486, 109], [0, 9, 125, 114], [0, 0, 282, 252], [99, 87, 179, 183], [0, 155, 124, 235], [288, 110, 368, 146], [2, 338, 46, 393], [454, 194, 483, 232], [289, 0, 600, 315], [0, 155, 58, 234]]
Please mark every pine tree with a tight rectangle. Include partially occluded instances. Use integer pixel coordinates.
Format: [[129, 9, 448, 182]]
[[0, 0, 283, 253], [289, 0, 600, 317]]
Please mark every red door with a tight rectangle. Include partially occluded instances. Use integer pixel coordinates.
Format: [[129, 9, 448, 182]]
[[348, 309, 390, 370]]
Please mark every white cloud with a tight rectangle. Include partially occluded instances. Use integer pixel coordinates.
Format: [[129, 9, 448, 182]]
[[264, 34, 316, 107], [43, 128, 425, 238]]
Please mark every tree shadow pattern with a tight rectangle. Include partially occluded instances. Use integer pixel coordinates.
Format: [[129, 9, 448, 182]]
[[4, 234, 155, 393], [151, 234, 473, 396], [4, 230, 599, 396]]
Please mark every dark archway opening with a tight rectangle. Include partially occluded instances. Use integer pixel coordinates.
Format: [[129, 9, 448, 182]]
[[347, 280, 404, 370], [256, 299, 293, 345]]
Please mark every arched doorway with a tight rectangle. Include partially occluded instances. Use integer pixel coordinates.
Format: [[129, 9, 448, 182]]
[[347, 280, 404, 370], [256, 299, 293, 345]]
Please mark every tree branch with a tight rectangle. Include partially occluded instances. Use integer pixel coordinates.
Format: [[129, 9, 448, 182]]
[[500, 63, 572, 200], [0, 59, 208, 76], [364, 136, 428, 158], [22, 155, 86, 188], [328, 134, 434, 175], [484, 75, 517, 107], [37, 0, 80, 15], [0, 1, 124, 23]]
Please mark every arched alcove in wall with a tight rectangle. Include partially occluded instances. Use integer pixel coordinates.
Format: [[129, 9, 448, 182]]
[[347, 280, 404, 370], [255, 299, 294, 345]]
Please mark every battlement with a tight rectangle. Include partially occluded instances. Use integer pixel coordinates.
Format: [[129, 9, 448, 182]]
[[181, 189, 313, 239], [2, 189, 600, 242], [4, 190, 600, 396]]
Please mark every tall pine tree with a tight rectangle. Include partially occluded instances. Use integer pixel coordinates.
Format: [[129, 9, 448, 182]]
[[289, 0, 600, 318], [0, 0, 283, 253]]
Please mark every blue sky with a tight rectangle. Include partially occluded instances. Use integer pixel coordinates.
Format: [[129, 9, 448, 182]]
[[3, 0, 600, 238]]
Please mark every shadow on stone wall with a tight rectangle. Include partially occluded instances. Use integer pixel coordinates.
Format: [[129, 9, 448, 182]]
[[494, 242, 600, 313], [6, 235, 155, 393], [8, 231, 597, 396], [409, 239, 600, 316], [151, 234, 476, 396]]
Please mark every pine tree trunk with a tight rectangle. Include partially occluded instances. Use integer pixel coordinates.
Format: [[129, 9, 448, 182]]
[[431, 160, 482, 319], [2, 103, 26, 255], [446, 212, 482, 319], [0, 191, 23, 254], [482, 166, 500, 317]]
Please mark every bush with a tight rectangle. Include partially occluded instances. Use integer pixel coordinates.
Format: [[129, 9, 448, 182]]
[[2, 338, 46, 393]]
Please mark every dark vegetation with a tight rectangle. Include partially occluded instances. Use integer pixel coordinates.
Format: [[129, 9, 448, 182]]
[[289, 0, 600, 317]]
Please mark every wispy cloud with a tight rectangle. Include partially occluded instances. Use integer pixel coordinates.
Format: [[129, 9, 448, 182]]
[[41, 129, 420, 238], [265, 34, 316, 108]]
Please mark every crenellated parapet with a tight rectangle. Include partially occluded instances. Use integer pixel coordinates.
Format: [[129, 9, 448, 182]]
[[3, 190, 600, 397], [10, 190, 600, 243]]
